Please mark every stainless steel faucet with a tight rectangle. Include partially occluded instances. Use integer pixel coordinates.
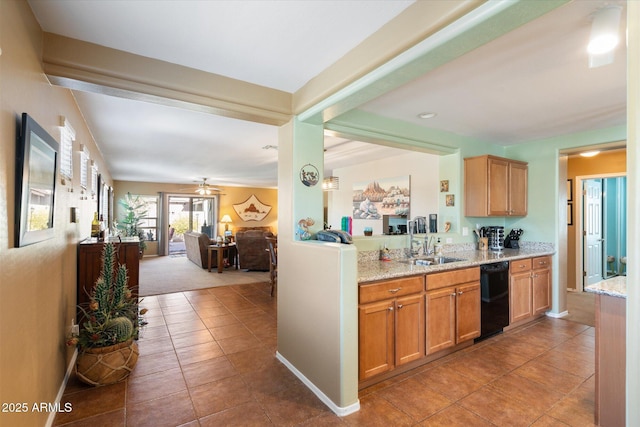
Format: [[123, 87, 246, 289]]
[[424, 234, 434, 255], [407, 216, 427, 257]]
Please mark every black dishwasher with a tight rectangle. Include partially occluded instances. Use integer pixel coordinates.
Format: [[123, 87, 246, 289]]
[[476, 261, 510, 342]]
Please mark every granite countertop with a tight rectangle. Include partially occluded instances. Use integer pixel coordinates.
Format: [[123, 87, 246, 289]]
[[358, 246, 555, 283], [585, 276, 627, 298]]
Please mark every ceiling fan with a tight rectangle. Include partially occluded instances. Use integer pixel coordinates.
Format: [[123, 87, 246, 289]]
[[184, 178, 221, 195]]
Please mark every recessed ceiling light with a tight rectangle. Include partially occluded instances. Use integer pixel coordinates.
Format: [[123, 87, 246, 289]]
[[580, 150, 600, 157], [417, 112, 437, 119]]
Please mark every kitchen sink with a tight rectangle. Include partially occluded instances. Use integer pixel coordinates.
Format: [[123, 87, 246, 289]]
[[399, 256, 465, 265]]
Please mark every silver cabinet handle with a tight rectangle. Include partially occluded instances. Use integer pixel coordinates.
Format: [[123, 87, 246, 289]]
[[458, 291, 463, 295], [388, 287, 402, 293], [450, 293, 456, 297], [397, 304, 403, 309], [388, 306, 394, 312]]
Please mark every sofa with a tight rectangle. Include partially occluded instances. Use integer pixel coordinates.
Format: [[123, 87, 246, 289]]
[[184, 231, 213, 269], [235, 229, 273, 271]]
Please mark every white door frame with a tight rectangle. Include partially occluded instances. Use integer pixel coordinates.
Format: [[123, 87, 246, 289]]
[[573, 172, 626, 291]]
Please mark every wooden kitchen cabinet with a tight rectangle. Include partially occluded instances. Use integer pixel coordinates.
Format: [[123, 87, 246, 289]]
[[509, 256, 551, 325], [426, 267, 480, 355], [358, 276, 424, 381], [532, 256, 551, 315], [464, 155, 528, 217]]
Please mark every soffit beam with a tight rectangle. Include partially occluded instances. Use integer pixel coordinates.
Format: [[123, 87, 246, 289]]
[[42, 33, 292, 126]]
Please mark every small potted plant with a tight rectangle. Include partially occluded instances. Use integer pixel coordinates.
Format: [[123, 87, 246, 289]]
[[115, 192, 148, 257], [67, 242, 148, 386]]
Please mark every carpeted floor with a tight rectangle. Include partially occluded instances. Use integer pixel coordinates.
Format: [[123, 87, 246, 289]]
[[563, 291, 596, 327], [138, 255, 270, 296]]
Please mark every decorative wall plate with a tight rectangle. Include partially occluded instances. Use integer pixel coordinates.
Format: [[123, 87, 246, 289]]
[[233, 194, 272, 221], [300, 164, 319, 187]]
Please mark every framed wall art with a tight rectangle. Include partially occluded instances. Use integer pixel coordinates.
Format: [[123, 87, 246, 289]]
[[15, 113, 59, 247], [233, 194, 272, 221]]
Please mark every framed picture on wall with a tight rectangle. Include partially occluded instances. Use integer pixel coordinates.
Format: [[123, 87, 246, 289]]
[[567, 179, 573, 202], [567, 203, 573, 226], [15, 113, 59, 247]]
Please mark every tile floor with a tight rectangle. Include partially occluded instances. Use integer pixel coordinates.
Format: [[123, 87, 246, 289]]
[[55, 283, 596, 426]]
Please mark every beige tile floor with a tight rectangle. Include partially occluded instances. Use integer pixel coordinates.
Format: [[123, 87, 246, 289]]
[[55, 282, 595, 426]]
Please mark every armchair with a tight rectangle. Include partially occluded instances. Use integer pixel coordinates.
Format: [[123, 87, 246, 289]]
[[235, 229, 273, 271]]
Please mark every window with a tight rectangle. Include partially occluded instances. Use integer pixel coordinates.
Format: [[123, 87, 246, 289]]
[[91, 164, 98, 198], [80, 145, 89, 189], [139, 195, 158, 241], [59, 116, 75, 181]]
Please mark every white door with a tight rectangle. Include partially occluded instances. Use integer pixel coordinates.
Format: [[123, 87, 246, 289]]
[[584, 179, 603, 287]]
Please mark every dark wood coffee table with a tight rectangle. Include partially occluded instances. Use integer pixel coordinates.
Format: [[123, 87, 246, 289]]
[[207, 243, 238, 273]]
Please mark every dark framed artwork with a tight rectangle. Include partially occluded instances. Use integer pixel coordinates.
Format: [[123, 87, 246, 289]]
[[15, 113, 59, 247], [567, 179, 573, 202], [567, 203, 573, 226]]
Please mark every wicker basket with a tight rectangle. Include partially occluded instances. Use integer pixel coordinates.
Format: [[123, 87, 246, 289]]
[[76, 339, 139, 386]]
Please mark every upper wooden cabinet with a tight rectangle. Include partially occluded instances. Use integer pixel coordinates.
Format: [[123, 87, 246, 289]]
[[464, 155, 528, 217]]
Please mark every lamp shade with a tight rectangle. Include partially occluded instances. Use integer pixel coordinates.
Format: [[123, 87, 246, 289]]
[[220, 214, 232, 223], [322, 176, 339, 191]]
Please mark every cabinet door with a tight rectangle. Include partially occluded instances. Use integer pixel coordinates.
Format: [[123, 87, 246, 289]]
[[510, 271, 532, 323], [395, 294, 425, 366], [487, 157, 509, 216], [509, 162, 528, 216], [426, 288, 456, 355], [532, 268, 551, 315], [359, 300, 394, 380], [456, 283, 481, 343]]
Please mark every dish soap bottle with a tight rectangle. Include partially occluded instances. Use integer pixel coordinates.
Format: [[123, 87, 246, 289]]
[[380, 245, 391, 261]]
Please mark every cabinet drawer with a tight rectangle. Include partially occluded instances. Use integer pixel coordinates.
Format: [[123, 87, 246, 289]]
[[426, 267, 480, 291], [510, 258, 532, 273], [532, 256, 551, 270], [359, 276, 424, 304]]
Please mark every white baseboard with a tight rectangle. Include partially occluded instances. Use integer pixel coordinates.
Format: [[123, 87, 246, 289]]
[[275, 351, 360, 417], [546, 310, 569, 318], [46, 349, 77, 427]]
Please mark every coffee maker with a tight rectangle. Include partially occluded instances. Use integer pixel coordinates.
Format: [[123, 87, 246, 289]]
[[487, 226, 505, 251]]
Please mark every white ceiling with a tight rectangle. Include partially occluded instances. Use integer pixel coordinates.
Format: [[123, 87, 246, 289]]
[[27, 0, 627, 189]]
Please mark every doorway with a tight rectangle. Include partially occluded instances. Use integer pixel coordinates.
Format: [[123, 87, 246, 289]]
[[575, 174, 627, 291], [166, 195, 218, 255]]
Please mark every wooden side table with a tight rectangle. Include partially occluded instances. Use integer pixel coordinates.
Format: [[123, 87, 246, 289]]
[[208, 243, 238, 273]]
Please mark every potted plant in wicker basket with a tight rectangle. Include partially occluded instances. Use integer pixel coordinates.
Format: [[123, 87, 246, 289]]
[[67, 242, 148, 386]]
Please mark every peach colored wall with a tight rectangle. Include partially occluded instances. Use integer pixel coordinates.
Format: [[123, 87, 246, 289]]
[[0, 1, 113, 426], [566, 149, 626, 289]]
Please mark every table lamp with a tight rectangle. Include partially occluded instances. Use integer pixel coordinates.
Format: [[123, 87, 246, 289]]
[[220, 214, 232, 232]]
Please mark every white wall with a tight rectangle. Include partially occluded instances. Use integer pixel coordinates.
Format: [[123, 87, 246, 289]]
[[327, 151, 439, 236]]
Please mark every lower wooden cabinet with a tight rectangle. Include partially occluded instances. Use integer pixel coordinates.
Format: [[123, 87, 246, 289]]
[[359, 267, 483, 383], [426, 281, 480, 355], [359, 299, 394, 379], [358, 276, 425, 381], [532, 256, 551, 315], [395, 294, 425, 366], [509, 256, 551, 324]]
